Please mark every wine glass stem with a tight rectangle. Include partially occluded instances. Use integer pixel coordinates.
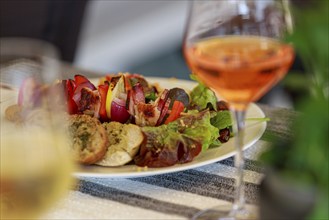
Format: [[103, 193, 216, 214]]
[[232, 110, 247, 212]]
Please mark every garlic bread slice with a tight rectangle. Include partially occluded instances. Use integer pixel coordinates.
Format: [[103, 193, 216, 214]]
[[68, 114, 108, 165], [96, 122, 143, 166]]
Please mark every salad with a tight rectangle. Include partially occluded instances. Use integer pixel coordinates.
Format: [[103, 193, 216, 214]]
[[11, 73, 233, 168]]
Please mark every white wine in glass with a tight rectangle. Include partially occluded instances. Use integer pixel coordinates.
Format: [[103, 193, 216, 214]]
[[0, 38, 75, 219], [183, 1, 294, 219]]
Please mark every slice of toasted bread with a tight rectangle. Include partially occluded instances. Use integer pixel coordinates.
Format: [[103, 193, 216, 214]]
[[68, 114, 108, 165], [4, 104, 23, 123], [95, 122, 144, 166]]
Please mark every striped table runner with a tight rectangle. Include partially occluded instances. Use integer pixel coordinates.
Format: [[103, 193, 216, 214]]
[[42, 104, 297, 220]]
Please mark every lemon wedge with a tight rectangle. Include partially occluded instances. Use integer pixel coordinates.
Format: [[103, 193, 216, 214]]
[[105, 76, 125, 119]]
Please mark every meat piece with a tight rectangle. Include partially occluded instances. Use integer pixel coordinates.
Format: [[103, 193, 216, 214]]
[[77, 87, 101, 118], [134, 103, 160, 126]]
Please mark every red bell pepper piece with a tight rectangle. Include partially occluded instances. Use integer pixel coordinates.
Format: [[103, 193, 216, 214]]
[[98, 84, 109, 122], [66, 79, 78, 114], [164, 100, 185, 124], [74, 74, 90, 85]]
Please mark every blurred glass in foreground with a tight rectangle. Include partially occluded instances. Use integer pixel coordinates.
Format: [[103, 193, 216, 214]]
[[0, 38, 75, 219], [260, 0, 328, 219]]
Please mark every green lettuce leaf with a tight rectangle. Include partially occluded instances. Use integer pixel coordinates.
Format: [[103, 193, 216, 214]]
[[142, 110, 219, 152], [142, 123, 182, 150], [190, 83, 217, 111], [189, 74, 217, 111], [181, 110, 219, 151], [210, 110, 233, 130]]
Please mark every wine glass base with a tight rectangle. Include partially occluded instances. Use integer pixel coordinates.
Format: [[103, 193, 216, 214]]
[[192, 204, 258, 220]]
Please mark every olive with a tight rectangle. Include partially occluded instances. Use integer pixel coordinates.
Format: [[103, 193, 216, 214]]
[[219, 128, 230, 143], [167, 88, 190, 109], [216, 101, 229, 111]]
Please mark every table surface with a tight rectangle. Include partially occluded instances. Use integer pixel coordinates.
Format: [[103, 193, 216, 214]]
[[38, 65, 298, 219]]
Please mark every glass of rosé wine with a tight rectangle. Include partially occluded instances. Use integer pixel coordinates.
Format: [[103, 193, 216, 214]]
[[183, 0, 294, 219]]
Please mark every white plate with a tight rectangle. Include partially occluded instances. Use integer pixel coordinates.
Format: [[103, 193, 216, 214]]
[[74, 77, 267, 178]]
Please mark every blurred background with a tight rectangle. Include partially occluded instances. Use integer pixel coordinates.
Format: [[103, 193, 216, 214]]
[[1, 0, 303, 108]]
